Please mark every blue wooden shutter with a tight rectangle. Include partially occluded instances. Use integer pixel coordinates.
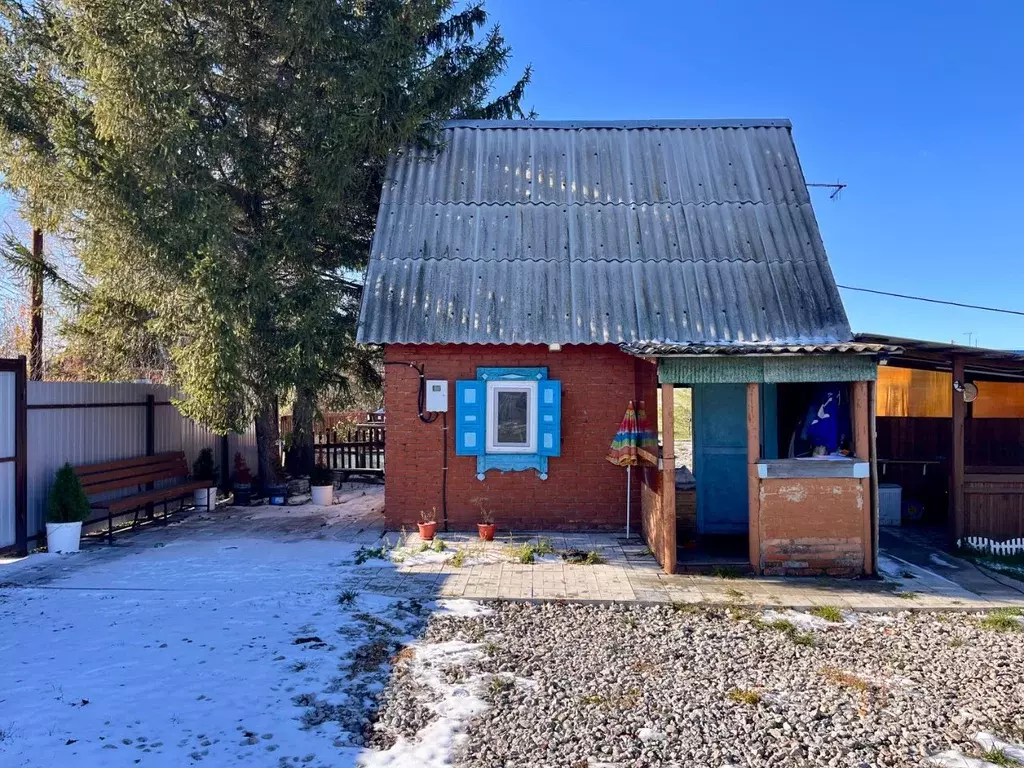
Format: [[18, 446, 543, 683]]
[[455, 380, 485, 456], [537, 379, 561, 457]]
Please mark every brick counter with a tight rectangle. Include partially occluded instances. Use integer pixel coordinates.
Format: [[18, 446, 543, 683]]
[[757, 478, 868, 576]]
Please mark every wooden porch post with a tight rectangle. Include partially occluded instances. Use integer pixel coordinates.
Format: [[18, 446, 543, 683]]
[[660, 383, 677, 574], [746, 383, 760, 573], [951, 355, 966, 544], [852, 380, 873, 575], [868, 379, 880, 576]]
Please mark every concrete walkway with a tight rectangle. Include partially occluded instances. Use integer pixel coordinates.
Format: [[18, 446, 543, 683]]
[[879, 525, 1024, 602], [326, 494, 1024, 611], [367, 526, 1024, 611], [6, 486, 1023, 612]]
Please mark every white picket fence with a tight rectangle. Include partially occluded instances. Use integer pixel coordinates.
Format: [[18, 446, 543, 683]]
[[958, 536, 1024, 557]]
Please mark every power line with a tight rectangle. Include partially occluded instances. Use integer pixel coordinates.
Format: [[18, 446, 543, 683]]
[[836, 284, 1024, 318]]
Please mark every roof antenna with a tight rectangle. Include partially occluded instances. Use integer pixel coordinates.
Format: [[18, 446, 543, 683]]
[[807, 181, 847, 200]]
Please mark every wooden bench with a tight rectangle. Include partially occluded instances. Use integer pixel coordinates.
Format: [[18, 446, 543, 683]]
[[73, 452, 209, 542]]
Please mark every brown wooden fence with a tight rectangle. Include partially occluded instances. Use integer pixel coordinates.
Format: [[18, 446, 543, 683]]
[[964, 468, 1024, 542], [313, 425, 385, 479], [877, 416, 1024, 536]]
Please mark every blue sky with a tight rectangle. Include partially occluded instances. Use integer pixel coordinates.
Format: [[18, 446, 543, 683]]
[[4, 1, 1022, 348], [487, 0, 1024, 349]]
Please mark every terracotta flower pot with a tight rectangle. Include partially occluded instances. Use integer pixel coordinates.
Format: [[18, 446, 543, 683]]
[[417, 521, 437, 541], [477, 523, 496, 542]]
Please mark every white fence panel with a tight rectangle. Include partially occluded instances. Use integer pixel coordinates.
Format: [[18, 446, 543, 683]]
[[0, 369, 14, 457], [959, 536, 1024, 557], [25, 381, 255, 542], [27, 382, 150, 538], [0, 462, 13, 549], [0, 369, 17, 549]]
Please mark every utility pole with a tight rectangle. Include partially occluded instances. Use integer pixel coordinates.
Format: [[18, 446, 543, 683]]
[[29, 228, 43, 381]]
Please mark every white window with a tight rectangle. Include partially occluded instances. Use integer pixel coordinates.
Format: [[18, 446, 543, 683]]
[[485, 380, 537, 453]]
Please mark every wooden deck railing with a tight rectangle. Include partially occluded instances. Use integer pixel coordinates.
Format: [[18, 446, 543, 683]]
[[313, 425, 385, 478]]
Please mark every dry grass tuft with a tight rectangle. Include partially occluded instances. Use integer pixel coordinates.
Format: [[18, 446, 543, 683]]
[[819, 666, 871, 692], [728, 687, 762, 706], [390, 646, 416, 665]]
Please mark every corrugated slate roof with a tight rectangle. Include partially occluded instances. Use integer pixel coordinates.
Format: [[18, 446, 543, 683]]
[[357, 119, 852, 346]]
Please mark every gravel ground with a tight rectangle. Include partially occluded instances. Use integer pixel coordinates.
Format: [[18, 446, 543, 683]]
[[368, 603, 1024, 768]]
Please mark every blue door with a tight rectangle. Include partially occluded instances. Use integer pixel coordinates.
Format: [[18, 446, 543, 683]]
[[693, 384, 749, 534]]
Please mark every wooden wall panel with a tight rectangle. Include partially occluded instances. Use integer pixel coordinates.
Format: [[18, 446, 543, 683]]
[[973, 381, 1024, 419], [964, 474, 1024, 540], [875, 416, 1024, 528], [966, 420, 1024, 465], [876, 367, 951, 418]]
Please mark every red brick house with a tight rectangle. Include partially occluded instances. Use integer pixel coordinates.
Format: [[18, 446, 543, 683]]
[[357, 119, 893, 576]]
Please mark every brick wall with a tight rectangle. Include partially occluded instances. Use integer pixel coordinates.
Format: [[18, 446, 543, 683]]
[[384, 344, 657, 531], [758, 478, 867, 576]]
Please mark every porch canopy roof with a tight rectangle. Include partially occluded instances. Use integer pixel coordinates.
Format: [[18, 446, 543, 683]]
[[623, 340, 901, 384]]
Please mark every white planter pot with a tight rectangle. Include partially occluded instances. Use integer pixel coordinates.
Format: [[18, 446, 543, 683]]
[[193, 487, 217, 510], [46, 522, 83, 554], [310, 485, 334, 506]]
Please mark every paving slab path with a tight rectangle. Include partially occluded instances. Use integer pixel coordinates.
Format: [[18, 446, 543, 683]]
[[5, 487, 1023, 613]]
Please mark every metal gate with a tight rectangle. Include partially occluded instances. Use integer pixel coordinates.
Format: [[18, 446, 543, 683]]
[[0, 356, 27, 555]]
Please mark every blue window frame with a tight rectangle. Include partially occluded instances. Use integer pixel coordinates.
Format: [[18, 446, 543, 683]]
[[455, 367, 561, 480]]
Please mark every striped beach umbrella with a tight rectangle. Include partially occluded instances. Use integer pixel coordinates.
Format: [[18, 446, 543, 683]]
[[607, 401, 641, 537]]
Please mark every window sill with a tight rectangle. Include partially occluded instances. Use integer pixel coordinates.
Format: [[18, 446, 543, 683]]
[[756, 458, 869, 479], [477, 454, 548, 480]]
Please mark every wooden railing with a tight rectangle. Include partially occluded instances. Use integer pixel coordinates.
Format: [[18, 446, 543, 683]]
[[313, 426, 385, 478]]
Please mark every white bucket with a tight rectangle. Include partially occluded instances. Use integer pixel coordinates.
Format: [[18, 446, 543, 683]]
[[310, 485, 334, 506], [879, 483, 902, 526], [193, 487, 217, 510], [46, 522, 83, 554]]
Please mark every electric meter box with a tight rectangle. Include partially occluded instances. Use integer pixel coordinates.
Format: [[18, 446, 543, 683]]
[[425, 380, 449, 412]]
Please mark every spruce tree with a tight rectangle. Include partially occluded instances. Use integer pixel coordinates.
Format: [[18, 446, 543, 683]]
[[47, 463, 91, 523], [0, 0, 531, 480]]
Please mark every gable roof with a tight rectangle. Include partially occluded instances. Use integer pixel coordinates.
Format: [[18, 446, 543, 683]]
[[356, 119, 852, 347]]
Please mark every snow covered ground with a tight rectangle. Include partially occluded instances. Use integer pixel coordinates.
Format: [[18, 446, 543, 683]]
[[877, 552, 975, 598], [5, 497, 1023, 768], [375, 601, 1024, 767], [0, 506, 488, 768]]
